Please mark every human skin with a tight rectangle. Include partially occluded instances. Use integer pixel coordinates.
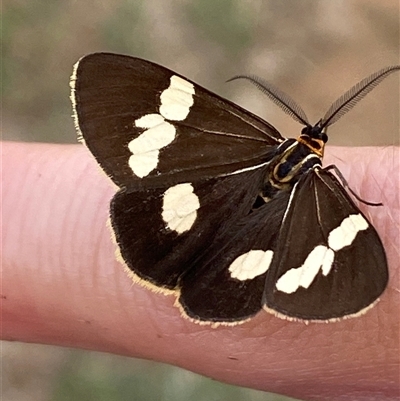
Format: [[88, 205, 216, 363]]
[[2, 141, 399, 401]]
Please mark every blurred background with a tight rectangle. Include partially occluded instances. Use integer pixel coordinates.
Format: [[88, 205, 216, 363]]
[[2, 0, 399, 400]]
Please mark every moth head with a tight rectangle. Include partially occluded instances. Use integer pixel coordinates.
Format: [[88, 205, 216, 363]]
[[301, 121, 328, 143], [298, 122, 327, 157]]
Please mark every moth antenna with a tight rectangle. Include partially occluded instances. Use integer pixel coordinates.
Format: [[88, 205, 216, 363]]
[[321, 65, 400, 129], [227, 75, 310, 126]]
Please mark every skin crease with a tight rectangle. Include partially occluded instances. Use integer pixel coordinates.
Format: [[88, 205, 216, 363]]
[[2, 141, 399, 401]]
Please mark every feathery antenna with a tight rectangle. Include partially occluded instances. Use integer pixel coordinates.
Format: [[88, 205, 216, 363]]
[[230, 66, 400, 132], [320, 66, 400, 129], [227, 75, 310, 126]]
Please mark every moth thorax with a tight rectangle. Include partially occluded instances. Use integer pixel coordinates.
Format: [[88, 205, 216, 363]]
[[268, 140, 322, 191]]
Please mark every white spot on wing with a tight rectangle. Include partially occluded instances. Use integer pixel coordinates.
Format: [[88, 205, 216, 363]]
[[135, 113, 164, 128], [276, 213, 369, 294], [328, 213, 368, 251], [129, 120, 175, 154], [321, 248, 335, 276], [276, 245, 331, 294], [162, 183, 200, 234], [128, 150, 160, 178], [229, 250, 274, 281], [128, 75, 195, 177], [160, 76, 195, 121]]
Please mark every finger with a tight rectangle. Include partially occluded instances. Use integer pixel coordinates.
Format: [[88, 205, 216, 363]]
[[2, 141, 399, 401]]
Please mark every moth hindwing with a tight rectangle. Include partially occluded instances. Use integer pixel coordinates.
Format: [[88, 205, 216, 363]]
[[71, 53, 396, 324]]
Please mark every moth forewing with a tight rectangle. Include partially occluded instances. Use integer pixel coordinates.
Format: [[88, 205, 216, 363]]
[[263, 168, 388, 321]]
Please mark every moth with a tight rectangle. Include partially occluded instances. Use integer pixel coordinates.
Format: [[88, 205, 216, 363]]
[[70, 53, 398, 323]]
